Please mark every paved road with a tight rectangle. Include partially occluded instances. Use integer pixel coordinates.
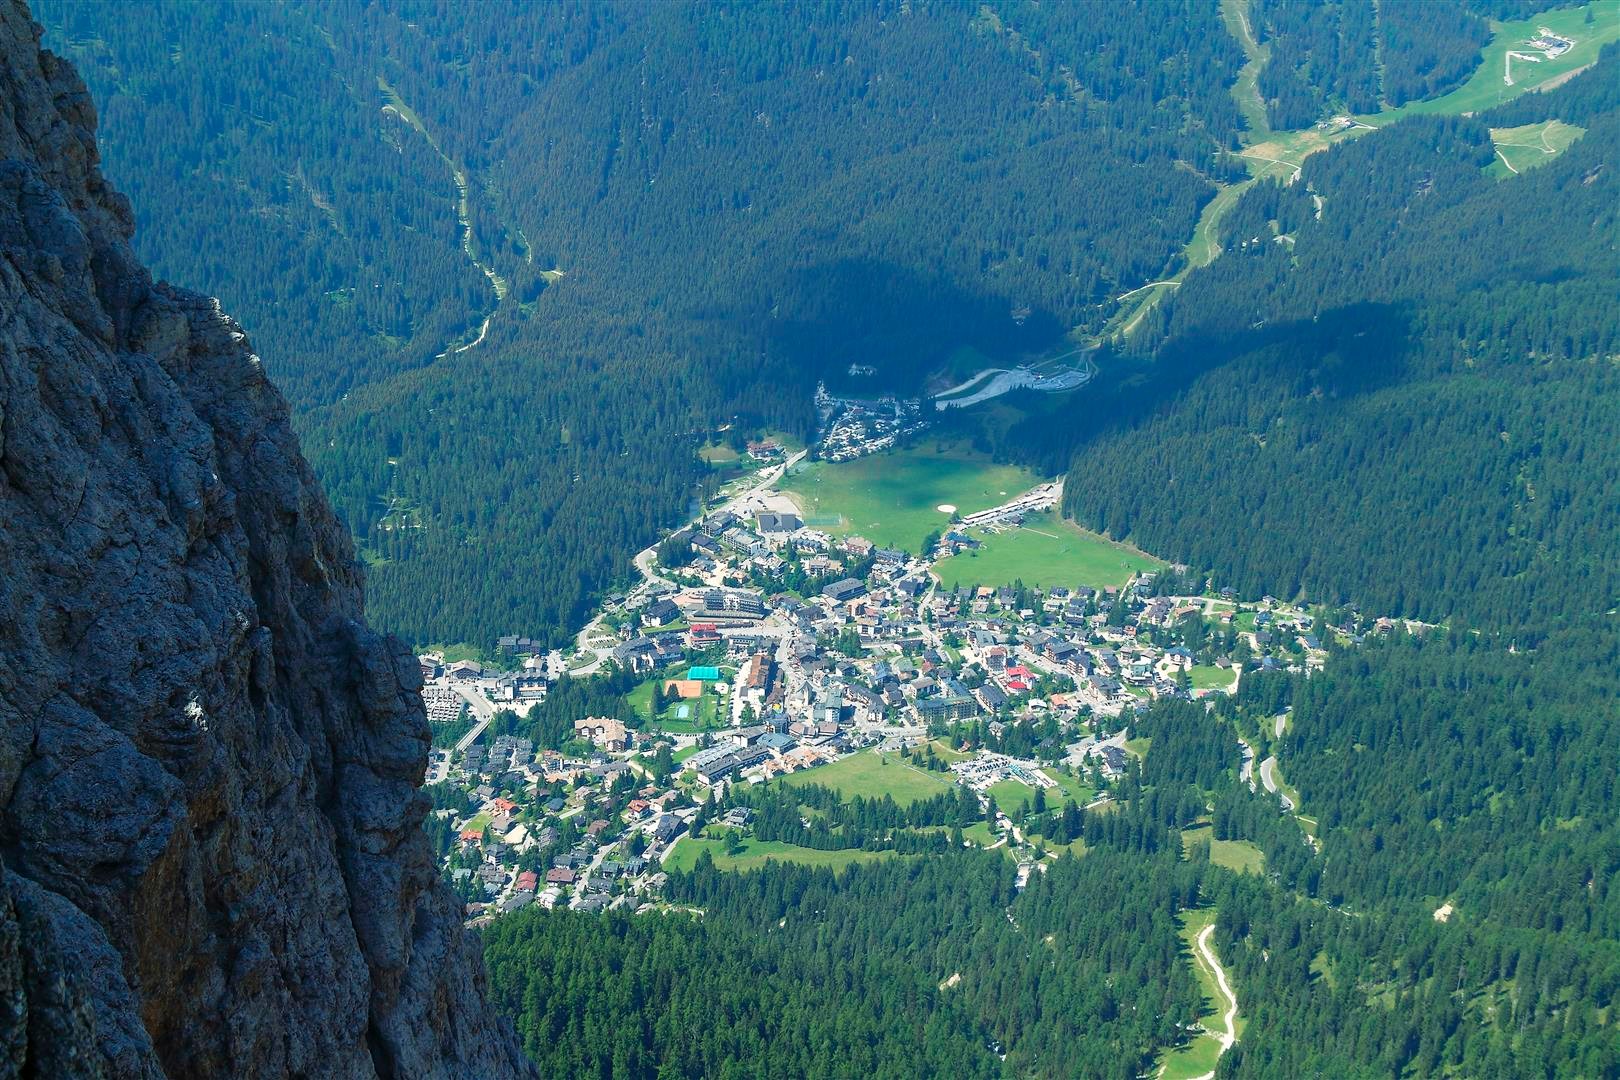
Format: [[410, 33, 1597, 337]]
[[1259, 756, 1294, 811], [451, 683, 497, 754]]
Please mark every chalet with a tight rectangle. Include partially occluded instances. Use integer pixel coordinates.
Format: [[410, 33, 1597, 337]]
[[611, 637, 658, 673], [645, 598, 682, 626], [574, 717, 629, 752]]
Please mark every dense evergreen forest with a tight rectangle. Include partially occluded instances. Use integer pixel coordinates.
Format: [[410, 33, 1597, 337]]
[[1063, 50, 1620, 632], [1251, 0, 1500, 127], [485, 849, 1207, 1080], [40, 0, 1250, 646]]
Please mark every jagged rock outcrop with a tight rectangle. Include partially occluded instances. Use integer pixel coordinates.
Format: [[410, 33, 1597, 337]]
[[0, 3, 530, 1076]]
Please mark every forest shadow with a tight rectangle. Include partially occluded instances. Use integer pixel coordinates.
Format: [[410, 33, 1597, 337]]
[[991, 301, 1421, 469], [761, 257, 1067, 394]]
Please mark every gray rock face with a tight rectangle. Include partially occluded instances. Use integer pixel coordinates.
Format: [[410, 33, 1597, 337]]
[[0, 3, 531, 1076]]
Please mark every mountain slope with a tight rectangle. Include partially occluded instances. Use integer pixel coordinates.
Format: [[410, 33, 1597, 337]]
[[0, 4, 528, 1075]]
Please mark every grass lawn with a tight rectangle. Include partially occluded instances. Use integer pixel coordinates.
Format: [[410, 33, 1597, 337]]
[[1124, 736, 1152, 759], [1181, 826, 1266, 875], [782, 441, 1041, 553], [962, 821, 999, 847], [780, 750, 957, 806], [986, 778, 1038, 815], [1488, 119, 1586, 177], [1190, 665, 1238, 692], [665, 835, 898, 873], [935, 511, 1163, 592], [1042, 768, 1095, 806], [423, 642, 490, 666], [464, 811, 492, 833], [698, 442, 741, 464], [926, 739, 972, 764]]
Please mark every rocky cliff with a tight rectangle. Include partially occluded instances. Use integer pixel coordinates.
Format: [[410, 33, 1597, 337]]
[[0, 3, 530, 1076]]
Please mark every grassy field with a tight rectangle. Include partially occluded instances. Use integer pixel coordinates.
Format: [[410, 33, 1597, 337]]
[[783, 441, 1042, 553], [962, 821, 999, 847], [1190, 665, 1238, 692], [936, 511, 1163, 591], [781, 750, 957, 806], [1181, 826, 1266, 875], [1489, 119, 1586, 176], [666, 835, 898, 873]]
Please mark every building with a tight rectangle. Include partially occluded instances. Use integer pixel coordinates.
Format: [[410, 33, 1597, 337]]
[[575, 716, 629, 752], [821, 578, 866, 603], [916, 695, 981, 724]]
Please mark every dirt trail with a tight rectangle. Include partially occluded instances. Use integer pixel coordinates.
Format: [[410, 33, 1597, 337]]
[[378, 77, 509, 356]]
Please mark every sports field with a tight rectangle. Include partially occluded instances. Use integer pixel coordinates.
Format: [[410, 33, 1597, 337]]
[[780, 750, 957, 806], [935, 511, 1163, 591], [783, 442, 1042, 553]]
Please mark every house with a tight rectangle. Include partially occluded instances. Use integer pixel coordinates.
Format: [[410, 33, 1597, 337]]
[[611, 637, 658, 673], [645, 598, 682, 626], [448, 660, 484, 681], [574, 716, 629, 752], [545, 867, 576, 885], [514, 870, 539, 893]]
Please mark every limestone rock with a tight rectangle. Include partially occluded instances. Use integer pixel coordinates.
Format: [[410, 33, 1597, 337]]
[[0, 2, 530, 1075]]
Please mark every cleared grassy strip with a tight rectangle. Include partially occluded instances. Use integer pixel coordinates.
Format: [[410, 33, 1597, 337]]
[[1181, 826, 1265, 875], [1489, 119, 1586, 176], [1157, 908, 1243, 1080], [666, 835, 899, 873]]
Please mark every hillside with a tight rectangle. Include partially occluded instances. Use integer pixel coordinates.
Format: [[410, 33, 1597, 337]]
[[36, 0, 1253, 646], [1062, 48, 1620, 632]]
